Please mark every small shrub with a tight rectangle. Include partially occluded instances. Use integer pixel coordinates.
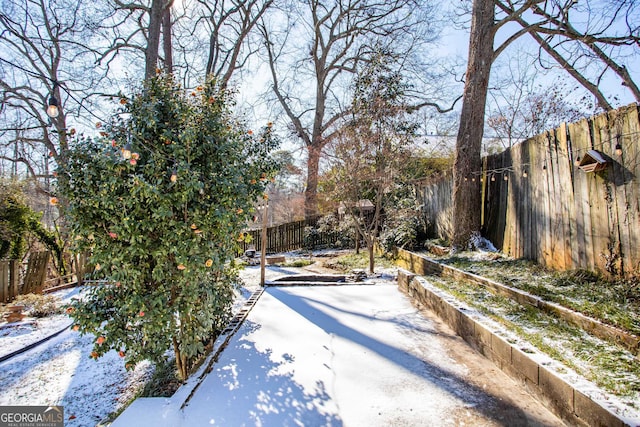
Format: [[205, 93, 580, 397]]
[[552, 269, 600, 287], [303, 214, 355, 250], [622, 275, 640, 304], [140, 357, 181, 398], [303, 225, 319, 250], [284, 259, 314, 268], [380, 215, 423, 252], [13, 293, 61, 317], [325, 251, 395, 272]]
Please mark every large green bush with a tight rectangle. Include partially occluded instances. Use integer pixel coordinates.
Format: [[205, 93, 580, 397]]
[[303, 214, 355, 250], [58, 74, 278, 379]]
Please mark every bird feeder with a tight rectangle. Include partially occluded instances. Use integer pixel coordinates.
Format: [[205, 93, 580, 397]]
[[577, 150, 609, 173]]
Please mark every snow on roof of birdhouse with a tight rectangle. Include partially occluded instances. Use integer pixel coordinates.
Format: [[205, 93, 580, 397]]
[[578, 150, 609, 173]]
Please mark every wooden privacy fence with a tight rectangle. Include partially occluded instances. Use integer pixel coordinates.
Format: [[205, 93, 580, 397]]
[[420, 103, 640, 277]]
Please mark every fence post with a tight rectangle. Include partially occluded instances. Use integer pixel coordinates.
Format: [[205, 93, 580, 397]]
[[0, 261, 7, 303], [76, 252, 89, 286], [1, 260, 21, 303], [9, 260, 18, 301], [260, 202, 268, 287]]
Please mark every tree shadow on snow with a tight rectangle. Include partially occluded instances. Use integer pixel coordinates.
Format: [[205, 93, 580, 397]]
[[0, 329, 137, 426], [268, 286, 554, 427], [181, 319, 343, 426]]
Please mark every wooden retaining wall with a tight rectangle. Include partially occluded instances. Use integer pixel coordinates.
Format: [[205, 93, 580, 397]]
[[395, 248, 640, 356]]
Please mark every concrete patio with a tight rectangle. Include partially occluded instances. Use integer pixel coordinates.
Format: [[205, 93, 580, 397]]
[[113, 280, 563, 426]]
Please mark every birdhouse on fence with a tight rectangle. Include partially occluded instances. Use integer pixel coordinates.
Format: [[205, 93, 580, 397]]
[[577, 150, 609, 173]]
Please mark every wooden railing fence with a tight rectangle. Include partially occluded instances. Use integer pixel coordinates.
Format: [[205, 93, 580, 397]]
[[238, 215, 341, 255], [419, 103, 640, 277]]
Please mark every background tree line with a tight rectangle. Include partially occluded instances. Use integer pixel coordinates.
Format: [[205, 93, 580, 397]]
[[1, 0, 638, 250]]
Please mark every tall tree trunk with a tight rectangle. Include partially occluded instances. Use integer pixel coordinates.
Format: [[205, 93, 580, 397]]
[[305, 144, 321, 219], [162, 4, 173, 74], [451, 0, 495, 249], [145, 0, 164, 79]]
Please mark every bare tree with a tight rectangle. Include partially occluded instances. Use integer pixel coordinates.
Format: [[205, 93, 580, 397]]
[[328, 51, 419, 272], [0, 0, 107, 185], [1, 0, 276, 183], [196, 0, 272, 89], [96, 0, 174, 79], [451, 0, 640, 249], [98, 0, 271, 89], [0, 0, 115, 275], [162, 2, 173, 73], [487, 55, 587, 147], [507, 0, 640, 104], [261, 0, 441, 220]]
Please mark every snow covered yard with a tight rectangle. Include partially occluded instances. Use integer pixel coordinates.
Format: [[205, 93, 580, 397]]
[[0, 287, 156, 426], [0, 256, 317, 426], [113, 268, 564, 426], [3, 249, 628, 426]]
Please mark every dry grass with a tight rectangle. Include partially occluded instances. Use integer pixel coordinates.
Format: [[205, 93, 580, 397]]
[[431, 253, 640, 336], [426, 273, 640, 407], [417, 249, 640, 408]]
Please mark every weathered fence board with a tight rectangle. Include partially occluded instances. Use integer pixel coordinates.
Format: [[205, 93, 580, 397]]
[[0, 260, 19, 303], [554, 126, 574, 271], [617, 104, 640, 273], [22, 251, 50, 294], [553, 123, 580, 271], [419, 103, 640, 277], [571, 118, 596, 271], [594, 111, 623, 274], [421, 172, 454, 239], [592, 115, 616, 273], [609, 108, 633, 275], [538, 132, 554, 267]]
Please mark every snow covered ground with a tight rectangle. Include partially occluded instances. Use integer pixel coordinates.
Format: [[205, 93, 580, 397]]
[[1, 252, 626, 427], [0, 313, 71, 359], [0, 258, 324, 426], [113, 266, 564, 427], [175, 284, 563, 426], [0, 287, 155, 426]]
